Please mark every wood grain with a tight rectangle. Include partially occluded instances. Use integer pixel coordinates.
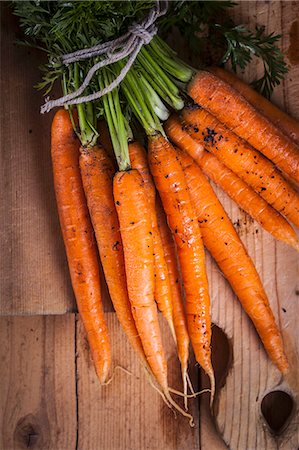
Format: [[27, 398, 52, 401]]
[[0, 314, 200, 450], [0, 3, 76, 315], [76, 313, 200, 450], [200, 2, 299, 450], [0, 315, 77, 450]]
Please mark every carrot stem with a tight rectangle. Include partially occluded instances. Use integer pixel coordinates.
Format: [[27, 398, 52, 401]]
[[100, 68, 130, 171]]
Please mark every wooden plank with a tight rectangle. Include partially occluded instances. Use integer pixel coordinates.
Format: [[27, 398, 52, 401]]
[[0, 3, 76, 315], [0, 315, 77, 450], [76, 312, 200, 450], [199, 2, 299, 450]]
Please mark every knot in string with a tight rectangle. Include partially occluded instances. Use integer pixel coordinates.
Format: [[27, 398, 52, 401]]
[[41, 0, 168, 114], [128, 23, 157, 45]]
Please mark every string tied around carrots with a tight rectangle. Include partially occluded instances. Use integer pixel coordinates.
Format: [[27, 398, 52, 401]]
[[40, 0, 168, 114]]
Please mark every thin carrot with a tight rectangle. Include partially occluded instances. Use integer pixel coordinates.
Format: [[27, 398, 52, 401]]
[[51, 109, 111, 384], [188, 70, 299, 183], [209, 66, 299, 146], [156, 195, 191, 409], [128, 142, 176, 339], [114, 168, 193, 423], [148, 134, 215, 405], [165, 114, 299, 251], [178, 147, 289, 374], [182, 105, 299, 228], [79, 145, 149, 367]]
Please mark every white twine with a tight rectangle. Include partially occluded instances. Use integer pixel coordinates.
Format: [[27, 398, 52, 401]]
[[41, 0, 168, 114]]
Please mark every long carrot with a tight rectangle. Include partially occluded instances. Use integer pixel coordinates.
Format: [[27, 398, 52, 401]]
[[188, 70, 299, 183], [148, 134, 215, 404], [209, 66, 299, 146], [182, 106, 299, 228], [165, 114, 299, 251], [79, 145, 149, 368], [178, 148, 289, 374], [51, 109, 111, 383], [156, 195, 191, 408], [128, 142, 176, 339], [114, 168, 193, 422]]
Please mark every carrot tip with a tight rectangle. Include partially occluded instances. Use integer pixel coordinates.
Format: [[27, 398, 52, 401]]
[[209, 371, 216, 409], [100, 365, 132, 386], [165, 390, 195, 427]]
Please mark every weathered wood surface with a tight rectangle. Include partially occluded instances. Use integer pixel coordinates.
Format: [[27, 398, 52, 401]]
[[0, 315, 77, 450], [0, 1, 298, 449], [0, 314, 200, 450], [0, 4, 76, 314]]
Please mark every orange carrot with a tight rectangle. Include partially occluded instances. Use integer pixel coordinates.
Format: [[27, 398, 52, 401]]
[[165, 114, 204, 161], [165, 114, 299, 251], [148, 134, 215, 404], [79, 145, 148, 367], [182, 105, 299, 228], [178, 148, 289, 374], [128, 142, 175, 338], [209, 67, 299, 146], [51, 110, 111, 383], [114, 168, 193, 422], [188, 70, 299, 183], [156, 195, 191, 407]]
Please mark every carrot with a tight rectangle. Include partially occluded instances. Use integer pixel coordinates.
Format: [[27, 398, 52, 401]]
[[188, 70, 299, 183], [178, 148, 289, 374], [165, 114, 299, 251], [148, 134, 215, 404], [182, 105, 299, 229], [209, 67, 299, 146], [165, 114, 205, 161], [156, 195, 191, 408], [128, 142, 176, 339], [114, 168, 193, 423], [51, 109, 111, 384], [79, 145, 148, 368]]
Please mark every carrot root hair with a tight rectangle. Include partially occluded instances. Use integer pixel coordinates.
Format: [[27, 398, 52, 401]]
[[169, 387, 211, 398]]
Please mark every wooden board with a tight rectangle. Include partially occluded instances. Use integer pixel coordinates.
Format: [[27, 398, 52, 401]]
[[0, 4, 76, 315], [0, 315, 77, 449], [0, 314, 200, 450]]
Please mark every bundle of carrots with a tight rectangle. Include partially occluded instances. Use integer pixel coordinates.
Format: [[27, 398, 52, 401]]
[[14, 0, 298, 425]]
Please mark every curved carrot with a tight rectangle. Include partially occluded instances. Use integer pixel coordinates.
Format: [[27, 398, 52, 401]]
[[51, 110, 111, 384], [165, 114, 299, 252], [79, 145, 148, 367], [178, 148, 288, 374], [148, 134, 215, 404], [113, 168, 193, 423], [209, 66, 299, 146], [128, 142, 176, 339], [182, 106, 299, 228], [156, 195, 191, 407], [188, 70, 299, 183]]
